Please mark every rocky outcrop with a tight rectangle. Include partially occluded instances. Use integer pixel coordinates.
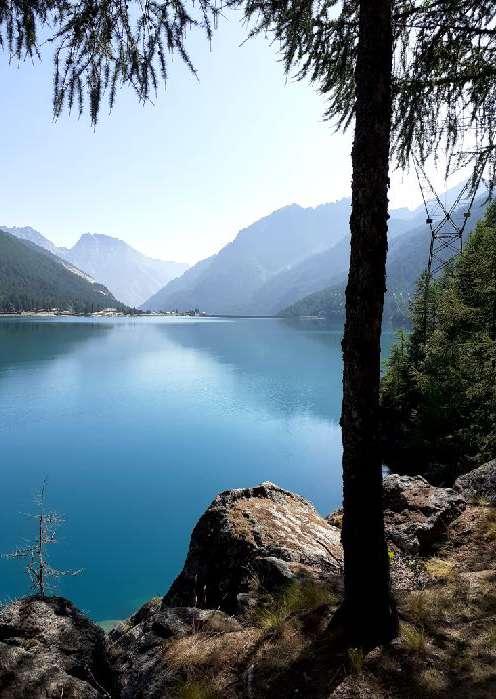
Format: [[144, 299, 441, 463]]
[[0, 596, 110, 698], [0, 479, 476, 697], [108, 598, 242, 697], [383, 474, 466, 554], [164, 482, 343, 616], [454, 458, 496, 505]]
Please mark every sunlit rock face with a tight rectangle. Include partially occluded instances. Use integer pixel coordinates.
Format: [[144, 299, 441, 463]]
[[164, 481, 343, 616]]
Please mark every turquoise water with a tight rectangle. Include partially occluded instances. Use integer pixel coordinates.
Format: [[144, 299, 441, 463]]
[[0, 316, 393, 621]]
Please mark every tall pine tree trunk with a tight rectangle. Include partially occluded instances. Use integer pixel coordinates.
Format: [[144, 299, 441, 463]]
[[340, 0, 398, 647]]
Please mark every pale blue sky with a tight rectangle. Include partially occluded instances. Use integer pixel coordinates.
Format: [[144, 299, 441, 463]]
[[0, 10, 452, 264]]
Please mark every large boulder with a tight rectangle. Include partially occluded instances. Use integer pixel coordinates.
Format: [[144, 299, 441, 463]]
[[164, 482, 343, 615], [0, 596, 110, 698], [383, 474, 466, 554], [454, 459, 496, 505], [108, 598, 242, 698]]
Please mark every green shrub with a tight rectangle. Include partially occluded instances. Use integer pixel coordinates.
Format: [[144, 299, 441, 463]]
[[254, 580, 337, 630], [401, 622, 426, 653]]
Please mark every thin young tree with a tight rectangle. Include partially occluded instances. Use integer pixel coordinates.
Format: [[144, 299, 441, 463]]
[[3, 0, 496, 647], [4, 481, 82, 598]]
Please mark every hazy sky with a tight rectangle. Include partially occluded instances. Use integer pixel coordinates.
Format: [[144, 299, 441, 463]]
[[0, 11, 461, 264]]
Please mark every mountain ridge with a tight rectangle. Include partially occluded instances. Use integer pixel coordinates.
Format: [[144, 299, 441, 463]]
[[141, 199, 426, 314], [59, 233, 188, 307], [3, 227, 188, 307], [281, 197, 488, 323], [141, 199, 354, 313], [0, 229, 125, 313]]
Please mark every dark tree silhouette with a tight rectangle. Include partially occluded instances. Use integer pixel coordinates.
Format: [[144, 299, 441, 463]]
[[339, 0, 397, 647]]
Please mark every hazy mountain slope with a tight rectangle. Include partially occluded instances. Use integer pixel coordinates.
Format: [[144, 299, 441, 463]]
[[142, 200, 427, 315], [142, 255, 216, 311], [247, 238, 349, 315], [59, 234, 188, 307], [386, 198, 485, 291], [141, 200, 354, 312], [0, 230, 124, 312], [282, 197, 487, 323], [245, 213, 419, 315], [1, 226, 58, 254]]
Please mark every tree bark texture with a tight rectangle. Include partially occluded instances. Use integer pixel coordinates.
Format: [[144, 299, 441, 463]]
[[340, 0, 398, 647]]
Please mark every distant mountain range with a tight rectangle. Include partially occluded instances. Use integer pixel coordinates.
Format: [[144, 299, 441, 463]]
[[140, 198, 429, 316], [4, 185, 481, 320], [142, 201, 354, 314], [2, 227, 188, 307], [281, 197, 487, 322], [0, 229, 124, 313]]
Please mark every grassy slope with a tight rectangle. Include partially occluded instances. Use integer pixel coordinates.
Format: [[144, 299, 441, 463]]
[[158, 502, 496, 698]]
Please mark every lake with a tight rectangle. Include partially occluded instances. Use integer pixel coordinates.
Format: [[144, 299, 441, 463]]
[[0, 316, 394, 622]]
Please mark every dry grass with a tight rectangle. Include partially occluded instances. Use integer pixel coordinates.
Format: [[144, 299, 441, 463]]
[[470, 661, 496, 684], [127, 504, 496, 699], [173, 678, 219, 699], [164, 628, 261, 672], [425, 557, 456, 580], [403, 589, 443, 627], [418, 667, 449, 694], [162, 628, 262, 699], [253, 580, 337, 630], [347, 647, 365, 675], [402, 574, 475, 629], [474, 496, 492, 507], [400, 622, 426, 654], [253, 624, 308, 670], [480, 507, 496, 541], [330, 505, 496, 697], [478, 626, 496, 650]]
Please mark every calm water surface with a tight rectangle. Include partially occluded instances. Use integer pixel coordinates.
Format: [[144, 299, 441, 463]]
[[0, 316, 393, 621]]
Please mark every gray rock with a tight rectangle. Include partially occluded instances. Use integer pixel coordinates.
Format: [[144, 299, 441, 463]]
[[108, 600, 241, 698], [383, 474, 466, 554], [454, 459, 496, 505], [164, 481, 343, 615], [0, 596, 110, 698]]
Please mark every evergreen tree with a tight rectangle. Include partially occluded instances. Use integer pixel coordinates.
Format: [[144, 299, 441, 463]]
[[382, 204, 496, 483]]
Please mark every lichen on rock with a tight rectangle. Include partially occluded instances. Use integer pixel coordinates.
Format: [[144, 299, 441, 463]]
[[0, 596, 110, 698], [163, 481, 343, 616]]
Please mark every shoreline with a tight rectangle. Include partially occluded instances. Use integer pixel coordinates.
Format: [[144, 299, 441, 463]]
[[0, 312, 289, 319]]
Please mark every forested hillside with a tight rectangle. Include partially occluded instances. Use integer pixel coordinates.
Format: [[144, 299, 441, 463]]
[[0, 230, 125, 313], [380, 203, 496, 483], [3, 226, 188, 308]]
